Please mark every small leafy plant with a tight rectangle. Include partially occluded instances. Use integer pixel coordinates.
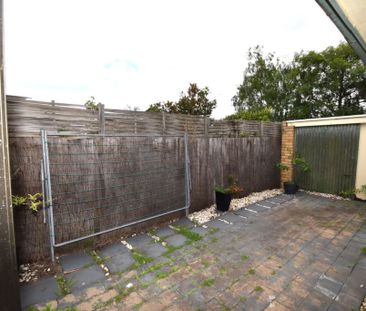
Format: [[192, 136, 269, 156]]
[[12, 193, 42, 212], [339, 185, 366, 199], [215, 175, 243, 195], [276, 155, 310, 181], [84, 96, 100, 111]]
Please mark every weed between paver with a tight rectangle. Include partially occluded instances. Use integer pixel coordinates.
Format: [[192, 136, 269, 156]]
[[90, 250, 105, 265], [131, 249, 153, 268], [254, 285, 263, 292], [172, 225, 202, 242], [202, 277, 215, 287], [247, 268, 256, 275], [56, 275, 74, 297], [208, 227, 219, 235], [140, 261, 167, 276], [240, 255, 249, 261], [361, 246, 366, 255]]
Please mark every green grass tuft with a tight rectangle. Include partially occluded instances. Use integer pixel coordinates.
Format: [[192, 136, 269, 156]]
[[202, 277, 215, 287], [173, 225, 202, 241], [131, 249, 153, 268], [361, 246, 366, 255], [241, 255, 249, 261], [254, 285, 263, 292], [56, 275, 74, 297], [247, 268, 256, 275]]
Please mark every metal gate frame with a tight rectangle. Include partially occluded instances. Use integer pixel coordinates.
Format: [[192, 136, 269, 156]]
[[41, 129, 191, 262]]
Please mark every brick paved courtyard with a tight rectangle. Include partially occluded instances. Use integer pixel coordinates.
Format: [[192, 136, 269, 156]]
[[22, 193, 366, 310]]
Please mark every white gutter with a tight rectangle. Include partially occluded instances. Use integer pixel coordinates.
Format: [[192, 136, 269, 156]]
[[287, 114, 366, 127]]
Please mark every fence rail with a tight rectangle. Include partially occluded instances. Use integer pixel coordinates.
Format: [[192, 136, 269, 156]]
[[7, 95, 281, 137]]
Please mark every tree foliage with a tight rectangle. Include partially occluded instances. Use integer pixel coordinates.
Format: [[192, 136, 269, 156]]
[[232, 43, 366, 121], [147, 83, 217, 116], [225, 107, 272, 121]]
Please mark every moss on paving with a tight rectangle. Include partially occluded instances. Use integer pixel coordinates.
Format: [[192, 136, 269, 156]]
[[247, 268, 256, 276], [202, 277, 215, 287], [172, 225, 202, 242], [131, 249, 153, 269], [240, 255, 249, 261]]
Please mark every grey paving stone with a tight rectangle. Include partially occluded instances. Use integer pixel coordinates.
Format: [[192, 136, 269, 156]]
[[65, 265, 106, 291], [154, 226, 176, 238], [139, 271, 155, 284], [60, 252, 94, 273], [299, 289, 333, 311], [233, 206, 259, 219], [315, 275, 343, 299], [237, 295, 269, 311], [205, 219, 233, 231], [172, 217, 195, 228], [20, 276, 58, 309], [335, 292, 361, 310], [98, 242, 129, 259], [142, 242, 167, 258], [104, 252, 135, 274], [357, 257, 366, 269], [261, 199, 278, 207], [165, 234, 187, 247], [190, 225, 209, 236], [219, 212, 246, 224], [126, 234, 154, 249]]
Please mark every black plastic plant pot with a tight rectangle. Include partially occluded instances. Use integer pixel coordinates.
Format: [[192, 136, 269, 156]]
[[215, 191, 232, 212], [284, 182, 298, 195]]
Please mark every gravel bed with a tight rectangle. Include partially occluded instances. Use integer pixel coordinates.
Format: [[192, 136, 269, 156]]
[[188, 188, 282, 225], [19, 263, 55, 283], [360, 296, 366, 311], [299, 189, 348, 200]]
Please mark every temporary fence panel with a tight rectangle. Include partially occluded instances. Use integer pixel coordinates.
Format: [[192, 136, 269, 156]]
[[295, 124, 360, 194], [41, 130, 190, 262]]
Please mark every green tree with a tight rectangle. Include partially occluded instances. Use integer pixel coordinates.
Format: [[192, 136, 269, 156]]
[[225, 107, 272, 121], [147, 83, 217, 116], [233, 43, 366, 121]]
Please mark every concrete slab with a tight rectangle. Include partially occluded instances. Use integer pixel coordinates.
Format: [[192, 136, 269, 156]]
[[104, 252, 135, 274], [126, 234, 154, 249], [142, 242, 167, 258], [20, 276, 58, 309], [154, 226, 176, 238], [98, 242, 129, 259], [165, 234, 187, 247], [59, 252, 94, 274], [172, 217, 195, 228], [65, 265, 106, 291]]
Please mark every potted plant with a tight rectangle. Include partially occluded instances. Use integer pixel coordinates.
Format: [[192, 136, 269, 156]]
[[214, 176, 243, 212], [277, 156, 310, 194]]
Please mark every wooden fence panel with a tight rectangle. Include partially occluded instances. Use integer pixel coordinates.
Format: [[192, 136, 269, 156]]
[[7, 96, 281, 138]]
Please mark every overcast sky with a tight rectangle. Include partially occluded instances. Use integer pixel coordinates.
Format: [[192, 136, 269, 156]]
[[5, 0, 344, 119]]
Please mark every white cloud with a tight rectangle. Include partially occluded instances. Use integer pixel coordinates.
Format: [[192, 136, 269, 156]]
[[4, 0, 344, 118]]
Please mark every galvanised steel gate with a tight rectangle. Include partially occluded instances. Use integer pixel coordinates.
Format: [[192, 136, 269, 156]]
[[295, 124, 360, 194], [41, 130, 191, 262]]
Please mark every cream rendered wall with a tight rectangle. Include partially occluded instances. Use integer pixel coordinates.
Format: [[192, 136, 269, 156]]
[[356, 123, 366, 200]]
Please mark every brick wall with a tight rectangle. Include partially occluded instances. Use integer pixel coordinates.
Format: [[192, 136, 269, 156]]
[[281, 122, 295, 186]]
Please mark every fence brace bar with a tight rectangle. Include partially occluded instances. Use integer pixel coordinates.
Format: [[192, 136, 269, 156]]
[[41, 129, 55, 262]]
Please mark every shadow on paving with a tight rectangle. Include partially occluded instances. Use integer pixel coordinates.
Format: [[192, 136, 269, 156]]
[[20, 193, 366, 311]]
